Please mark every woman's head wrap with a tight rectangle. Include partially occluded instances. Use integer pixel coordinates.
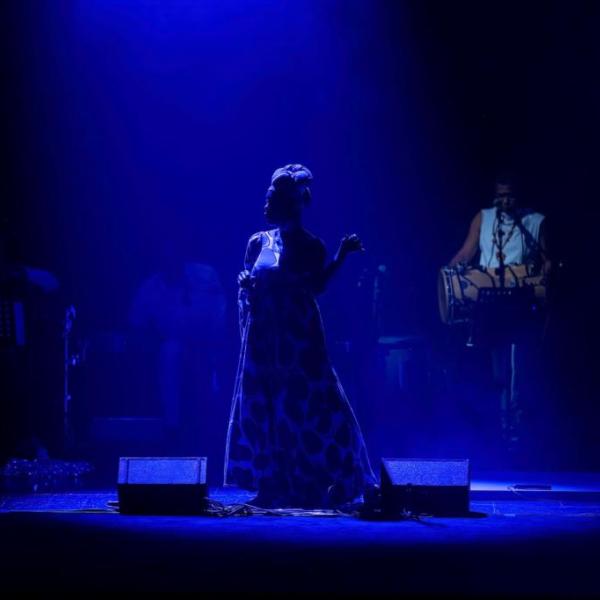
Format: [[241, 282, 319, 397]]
[[270, 164, 312, 187], [268, 164, 313, 207], [271, 164, 313, 186]]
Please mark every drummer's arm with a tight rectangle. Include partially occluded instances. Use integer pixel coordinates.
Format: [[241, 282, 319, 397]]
[[539, 219, 552, 277], [449, 212, 482, 267]]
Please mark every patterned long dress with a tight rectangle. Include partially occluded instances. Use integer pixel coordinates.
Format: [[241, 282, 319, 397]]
[[224, 227, 376, 508]]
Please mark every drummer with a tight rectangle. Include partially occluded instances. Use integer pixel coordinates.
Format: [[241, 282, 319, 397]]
[[449, 176, 550, 274], [447, 175, 550, 465]]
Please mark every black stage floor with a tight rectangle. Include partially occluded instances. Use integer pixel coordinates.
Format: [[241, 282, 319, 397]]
[[1, 472, 599, 596]]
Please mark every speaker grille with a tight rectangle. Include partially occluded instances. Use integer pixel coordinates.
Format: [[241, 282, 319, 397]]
[[382, 458, 469, 487], [118, 457, 207, 485]]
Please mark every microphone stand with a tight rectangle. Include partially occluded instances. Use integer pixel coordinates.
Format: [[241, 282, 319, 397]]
[[510, 210, 546, 275], [63, 305, 79, 451], [496, 207, 506, 288]]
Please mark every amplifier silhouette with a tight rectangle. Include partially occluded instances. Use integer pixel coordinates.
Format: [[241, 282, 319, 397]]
[[381, 458, 470, 516], [117, 457, 208, 515]]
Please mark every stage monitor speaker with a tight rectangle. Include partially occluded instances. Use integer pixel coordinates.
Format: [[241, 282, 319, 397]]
[[381, 458, 470, 516], [117, 457, 208, 515]]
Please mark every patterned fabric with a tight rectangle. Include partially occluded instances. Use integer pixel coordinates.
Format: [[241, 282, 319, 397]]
[[224, 227, 376, 508]]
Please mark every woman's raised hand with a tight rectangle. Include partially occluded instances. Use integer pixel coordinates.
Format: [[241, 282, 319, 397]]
[[337, 233, 365, 261]]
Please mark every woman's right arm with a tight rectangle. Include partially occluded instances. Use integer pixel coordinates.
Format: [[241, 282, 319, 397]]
[[311, 234, 363, 294]]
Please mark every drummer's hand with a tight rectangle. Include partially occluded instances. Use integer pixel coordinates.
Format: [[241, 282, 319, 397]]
[[451, 260, 468, 272], [237, 270, 253, 289]]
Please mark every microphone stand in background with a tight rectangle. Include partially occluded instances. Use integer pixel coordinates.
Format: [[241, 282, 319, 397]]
[[63, 305, 87, 451], [496, 207, 506, 289]]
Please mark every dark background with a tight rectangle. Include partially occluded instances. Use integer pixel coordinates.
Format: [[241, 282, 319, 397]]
[[1, 0, 598, 472]]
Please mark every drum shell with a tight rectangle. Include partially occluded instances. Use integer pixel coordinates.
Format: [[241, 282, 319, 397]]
[[438, 265, 546, 325]]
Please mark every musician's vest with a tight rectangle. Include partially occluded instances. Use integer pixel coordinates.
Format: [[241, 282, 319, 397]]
[[479, 207, 545, 268]]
